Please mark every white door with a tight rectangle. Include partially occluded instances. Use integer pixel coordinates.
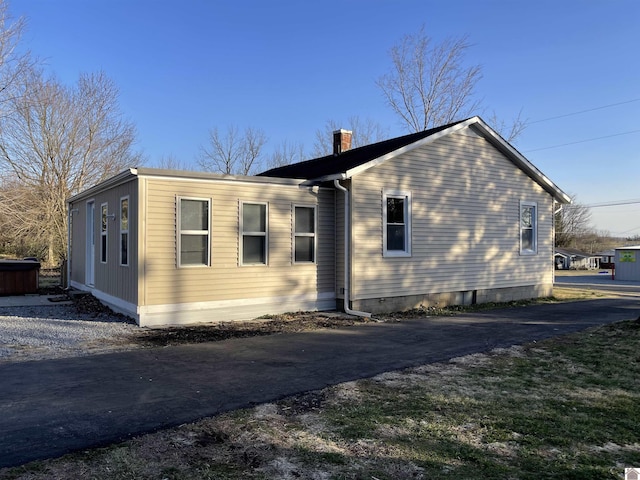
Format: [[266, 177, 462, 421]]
[[86, 201, 95, 286]]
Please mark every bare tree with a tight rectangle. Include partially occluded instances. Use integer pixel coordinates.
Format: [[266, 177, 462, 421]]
[[267, 140, 306, 169], [155, 154, 189, 171], [0, 1, 34, 116], [555, 194, 593, 248], [0, 69, 140, 263], [377, 26, 482, 133], [312, 116, 389, 157], [197, 125, 267, 176], [485, 110, 527, 143]]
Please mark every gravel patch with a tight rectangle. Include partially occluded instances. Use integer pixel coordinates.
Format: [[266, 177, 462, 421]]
[[0, 304, 141, 363]]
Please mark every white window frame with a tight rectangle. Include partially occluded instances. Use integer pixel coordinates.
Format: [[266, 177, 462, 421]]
[[100, 202, 108, 264], [293, 204, 317, 264], [383, 190, 412, 257], [240, 201, 268, 266], [520, 201, 538, 255], [119, 196, 129, 267], [177, 196, 211, 268]]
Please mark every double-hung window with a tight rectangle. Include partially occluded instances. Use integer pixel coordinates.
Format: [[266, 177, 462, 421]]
[[120, 197, 129, 266], [100, 203, 108, 263], [178, 197, 211, 267], [383, 190, 411, 257], [520, 201, 537, 255], [241, 202, 267, 265], [294, 205, 316, 263]]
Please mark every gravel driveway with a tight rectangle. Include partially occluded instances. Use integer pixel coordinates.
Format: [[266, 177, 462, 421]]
[[0, 304, 141, 363]]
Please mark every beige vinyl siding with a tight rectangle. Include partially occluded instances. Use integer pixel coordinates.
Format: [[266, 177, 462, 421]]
[[141, 178, 335, 307], [350, 131, 554, 301]]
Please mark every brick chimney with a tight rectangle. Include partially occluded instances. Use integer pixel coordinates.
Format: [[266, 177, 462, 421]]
[[333, 129, 353, 155]]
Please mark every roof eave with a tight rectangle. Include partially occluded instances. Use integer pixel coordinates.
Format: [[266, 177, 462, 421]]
[[343, 118, 477, 179], [468, 120, 572, 204]]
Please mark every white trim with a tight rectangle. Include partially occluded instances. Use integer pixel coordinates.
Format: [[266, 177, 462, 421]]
[[520, 200, 538, 255], [293, 204, 317, 264], [240, 201, 269, 266], [138, 291, 336, 327], [383, 190, 412, 257], [346, 120, 472, 179], [336, 116, 571, 205], [119, 195, 129, 267], [176, 196, 212, 268]]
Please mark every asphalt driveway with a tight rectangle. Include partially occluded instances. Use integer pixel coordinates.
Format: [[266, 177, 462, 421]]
[[1, 297, 639, 468]]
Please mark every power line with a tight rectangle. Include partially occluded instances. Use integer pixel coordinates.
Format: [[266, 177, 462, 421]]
[[525, 129, 640, 152], [528, 98, 640, 124], [583, 199, 640, 208]]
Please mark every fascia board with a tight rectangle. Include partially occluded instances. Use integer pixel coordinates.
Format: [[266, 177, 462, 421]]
[[343, 118, 477, 179], [469, 120, 572, 204], [67, 168, 138, 204]]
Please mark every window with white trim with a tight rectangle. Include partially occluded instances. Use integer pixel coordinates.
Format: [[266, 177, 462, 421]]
[[177, 197, 211, 267], [120, 196, 129, 266], [294, 205, 316, 263], [241, 202, 267, 265], [520, 201, 537, 255], [383, 191, 411, 257], [100, 203, 108, 263]]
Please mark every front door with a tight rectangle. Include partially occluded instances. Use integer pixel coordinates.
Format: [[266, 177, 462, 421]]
[[86, 201, 95, 286]]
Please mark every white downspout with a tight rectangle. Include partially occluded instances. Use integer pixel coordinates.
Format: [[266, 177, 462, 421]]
[[334, 179, 372, 318], [67, 205, 79, 289]]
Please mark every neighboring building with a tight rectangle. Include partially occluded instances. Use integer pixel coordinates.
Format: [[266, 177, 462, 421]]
[[554, 247, 600, 270], [67, 116, 571, 326], [598, 249, 616, 269], [615, 245, 640, 281]]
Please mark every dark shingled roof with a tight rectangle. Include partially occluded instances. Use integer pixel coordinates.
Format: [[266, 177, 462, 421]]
[[258, 119, 466, 180]]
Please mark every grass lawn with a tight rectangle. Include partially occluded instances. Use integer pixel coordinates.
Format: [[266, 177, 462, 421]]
[[2, 295, 639, 479]]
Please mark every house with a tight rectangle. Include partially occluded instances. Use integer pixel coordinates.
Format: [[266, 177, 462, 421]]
[[554, 247, 600, 270], [67, 116, 571, 326]]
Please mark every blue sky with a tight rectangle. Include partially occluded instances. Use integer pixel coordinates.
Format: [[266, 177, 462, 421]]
[[8, 0, 640, 237]]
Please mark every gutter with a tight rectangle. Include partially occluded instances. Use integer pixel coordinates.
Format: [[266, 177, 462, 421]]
[[333, 179, 372, 318]]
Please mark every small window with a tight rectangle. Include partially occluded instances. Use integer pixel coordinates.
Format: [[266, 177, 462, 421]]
[[241, 202, 267, 265], [178, 197, 210, 267], [100, 203, 108, 263], [520, 201, 537, 255], [120, 197, 129, 266], [383, 191, 411, 257], [294, 206, 316, 263]]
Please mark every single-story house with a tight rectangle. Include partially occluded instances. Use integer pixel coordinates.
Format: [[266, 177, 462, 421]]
[[67, 116, 571, 326], [615, 245, 640, 281], [554, 247, 600, 270]]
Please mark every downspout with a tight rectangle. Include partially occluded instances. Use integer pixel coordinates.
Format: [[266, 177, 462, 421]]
[[334, 179, 371, 318]]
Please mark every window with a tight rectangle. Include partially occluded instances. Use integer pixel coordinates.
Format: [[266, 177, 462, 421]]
[[383, 191, 411, 257], [100, 203, 108, 263], [241, 202, 267, 265], [294, 206, 316, 263], [120, 197, 129, 266], [520, 201, 537, 254], [178, 197, 210, 267]]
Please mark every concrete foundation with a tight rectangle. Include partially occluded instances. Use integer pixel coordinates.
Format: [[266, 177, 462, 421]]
[[348, 284, 553, 314]]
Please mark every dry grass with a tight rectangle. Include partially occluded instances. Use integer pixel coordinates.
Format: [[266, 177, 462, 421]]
[[2, 316, 639, 480]]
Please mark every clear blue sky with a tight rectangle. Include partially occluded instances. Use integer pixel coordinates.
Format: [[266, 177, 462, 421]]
[[8, 0, 640, 237]]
